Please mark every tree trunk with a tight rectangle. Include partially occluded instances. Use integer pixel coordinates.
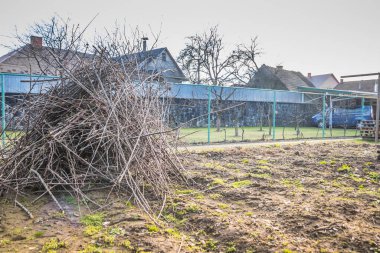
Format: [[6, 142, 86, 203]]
[[259, 116, 263, 131], [234, 122, 239, 137], [216, 112, 221, 132]]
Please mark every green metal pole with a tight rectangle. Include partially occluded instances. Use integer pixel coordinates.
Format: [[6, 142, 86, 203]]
[[361, 97, 365, 119], [322, 94, 326, 139], [272, 91, 276, 140], [1, 74, 5, 146], [207, 85, 211, 144]]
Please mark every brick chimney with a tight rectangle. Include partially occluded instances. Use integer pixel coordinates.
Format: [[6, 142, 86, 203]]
[[307, 73, 311, 78], [30, 36, 43, 48], [142, 37, 148, 52]]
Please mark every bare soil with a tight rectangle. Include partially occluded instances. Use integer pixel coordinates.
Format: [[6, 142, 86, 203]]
[[0, 141, 379, 253]]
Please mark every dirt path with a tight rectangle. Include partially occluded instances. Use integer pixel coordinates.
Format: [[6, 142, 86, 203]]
[[179, 137, 362, 152]]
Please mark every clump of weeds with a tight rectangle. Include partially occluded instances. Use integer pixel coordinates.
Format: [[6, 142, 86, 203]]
[[79, 244, 102, 253], [217, 203, 229, 209], [211, 178, 225, 186], [120, 239, 134, 250], [80, 213, 104, 226], [165, 228, 182, 239], [203, 239, 218, 251], [42, 238, 66, 252], [249, 173, 271, 179], [225, 163, 237, 169], [81, 213, 104, 237], [337, 164, 351, 173], [281, 179, 303, 189], [146, 224, 160, 233], [368, 171, 380, 182], [241, 158, 250, 164], [209, 193, 223, 200], [84, 225, 102, 236], [257, 159, 269, 165], [0, 239, 10, 247], [226, 242, 237, 252], [231, 180, 252, 188], [34, 231, 45, 238]]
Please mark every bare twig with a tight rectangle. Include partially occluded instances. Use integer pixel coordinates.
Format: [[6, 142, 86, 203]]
[[15, 199, 34, 219]]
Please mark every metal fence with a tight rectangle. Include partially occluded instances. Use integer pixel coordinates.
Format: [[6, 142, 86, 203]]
[[0, 73, 375, 146], [0, 73, 58, 145], [167, 83, 374, 144]]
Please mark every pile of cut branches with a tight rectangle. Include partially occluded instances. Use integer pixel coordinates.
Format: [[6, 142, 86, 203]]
[[0, 57, 185, 218]]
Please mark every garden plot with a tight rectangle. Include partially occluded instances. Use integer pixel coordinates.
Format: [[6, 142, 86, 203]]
[[0, 141, 379, 252]]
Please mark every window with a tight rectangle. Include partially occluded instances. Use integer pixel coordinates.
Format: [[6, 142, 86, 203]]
[[162, 52, 167, 62]]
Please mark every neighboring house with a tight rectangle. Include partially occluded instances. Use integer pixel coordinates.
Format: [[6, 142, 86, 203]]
[[0, 36, 187, 84], [307, 73, 339, 89], [0, 36, 91, 76], [335, 79, 378, 93], [248, 64, 315, 91], [0, 36, 55, 75], [116, 46, 187, 83]]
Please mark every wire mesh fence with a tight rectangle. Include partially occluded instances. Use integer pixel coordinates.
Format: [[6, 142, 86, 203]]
[[169, 84, 371, 144], [0, 73, 59, 145], [0, 73, 374, 145]]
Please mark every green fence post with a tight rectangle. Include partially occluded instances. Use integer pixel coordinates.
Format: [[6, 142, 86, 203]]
[[207, 85, 211, 144], [1, 74, 5, 146], [361, 97, 365, 119], [272, 91, 276, 140], [322, 94, 326, 139]]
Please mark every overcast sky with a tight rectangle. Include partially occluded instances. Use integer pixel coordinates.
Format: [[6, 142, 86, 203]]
[[0, 0, 379, 80]]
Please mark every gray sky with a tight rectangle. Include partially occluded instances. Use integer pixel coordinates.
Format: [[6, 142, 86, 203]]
[[0, 0, 379, 80]]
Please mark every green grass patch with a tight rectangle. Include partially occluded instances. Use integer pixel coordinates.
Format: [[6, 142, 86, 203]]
[[42, 238, 66, 252], [337, 164, 351, 173], [178, 127, 358, 144], [84, 225, 102, 236], [211, 178, 225, 186], [175, 189, 195, 195], [146, 224, 160, 233], [368, 171, 380, 182], [165, 228, 181, 239], [0, 239, 10, 247], [281, 179, 303, 189], [231, 180, 252, 188], [80, 213, 104, 226], [34, 231, 44, 238]]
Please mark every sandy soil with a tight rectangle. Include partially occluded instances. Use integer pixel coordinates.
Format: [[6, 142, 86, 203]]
[[0, 141, 379, 252]]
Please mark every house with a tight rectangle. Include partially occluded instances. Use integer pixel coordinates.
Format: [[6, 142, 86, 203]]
[[335, 79, 378, 93], [0, 36, 187, 84], [115, 40, 187, 83], [0, 36, 56, 75], [307, 73, 339, 89], [0, 36, 93, 76], [247, 64, 315, 91]]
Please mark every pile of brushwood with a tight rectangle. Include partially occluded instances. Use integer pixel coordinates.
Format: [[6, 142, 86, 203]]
[[0, 57, 185, 219]]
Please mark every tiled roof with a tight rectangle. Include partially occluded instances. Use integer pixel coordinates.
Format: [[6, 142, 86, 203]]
[[335, 79, 377, 92], [262, 65, 314, 90], [114, 48, 166, 63], [308, 73, 339, 89]]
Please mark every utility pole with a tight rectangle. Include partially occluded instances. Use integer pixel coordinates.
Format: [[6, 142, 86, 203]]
[[341, 72, 380, 142]]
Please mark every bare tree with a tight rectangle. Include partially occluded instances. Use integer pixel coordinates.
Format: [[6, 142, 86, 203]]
[[230, 37, 262, 85], [178, 26, 262, 132]]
